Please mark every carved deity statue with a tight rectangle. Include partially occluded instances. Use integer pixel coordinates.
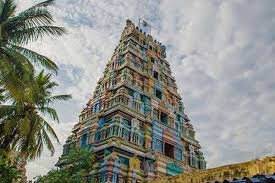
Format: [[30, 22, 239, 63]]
[[122, 19, 135, 38], [131, 118, 140, 129], [129, 155, 140, 171]]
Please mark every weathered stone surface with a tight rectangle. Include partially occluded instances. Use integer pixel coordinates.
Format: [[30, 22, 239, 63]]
[[153, 156, 275, 183]]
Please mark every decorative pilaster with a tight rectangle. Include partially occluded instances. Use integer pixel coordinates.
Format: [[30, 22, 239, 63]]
[[144, 121, 152, 149]]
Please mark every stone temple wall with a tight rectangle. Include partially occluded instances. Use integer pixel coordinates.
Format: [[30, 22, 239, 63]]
[[153, 156, 275, 183]]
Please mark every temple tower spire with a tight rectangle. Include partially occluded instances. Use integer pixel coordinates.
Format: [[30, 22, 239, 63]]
[[58, 19, 206, 182]]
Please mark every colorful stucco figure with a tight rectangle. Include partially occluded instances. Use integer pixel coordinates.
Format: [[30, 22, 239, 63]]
[[58, 19, 206, 183]]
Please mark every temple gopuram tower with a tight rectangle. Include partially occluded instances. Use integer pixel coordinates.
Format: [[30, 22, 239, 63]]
[[58, 20, 206, 183]]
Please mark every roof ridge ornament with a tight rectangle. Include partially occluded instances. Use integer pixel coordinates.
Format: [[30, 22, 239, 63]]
[[138, 18, 151, 35]]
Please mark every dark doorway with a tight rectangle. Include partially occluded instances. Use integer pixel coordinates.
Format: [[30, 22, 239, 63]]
[[155, 89, 162, 99], [160, 112, 168, 124], [153, 71, 159, 80], [164, 143, 174, 159]]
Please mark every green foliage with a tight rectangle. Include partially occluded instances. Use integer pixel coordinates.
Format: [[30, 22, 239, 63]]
[[0, 154, 21, 183], [34, 169, 75, 183], [64, 147, 95, 174], [0, 71, 71, 159], [0, 0, 70, 161], [0, 0, 70, 180], [34, 148, 96, 183], [0, 0, 66, 88]]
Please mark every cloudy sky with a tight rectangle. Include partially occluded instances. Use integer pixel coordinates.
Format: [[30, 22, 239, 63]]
[[17, 0, 275, 180]]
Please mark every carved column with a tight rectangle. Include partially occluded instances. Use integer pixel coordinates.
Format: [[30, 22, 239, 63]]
[[90, 120, 98, 143], [144, 121, 152, 149]]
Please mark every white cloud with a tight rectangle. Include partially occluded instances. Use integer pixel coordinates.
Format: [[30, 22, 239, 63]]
[[14, 0, 275, 180]]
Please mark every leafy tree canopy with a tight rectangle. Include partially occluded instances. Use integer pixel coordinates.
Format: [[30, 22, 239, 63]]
[[0, 152, 21, 183], [33, 147, 95, 183]]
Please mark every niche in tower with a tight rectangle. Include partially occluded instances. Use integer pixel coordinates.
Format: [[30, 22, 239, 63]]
[[164, 142, 174, 159], [160, 112, 168, 124]]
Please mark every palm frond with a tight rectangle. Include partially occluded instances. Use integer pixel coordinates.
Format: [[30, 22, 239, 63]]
[[44, 80, 58, 90], [0, 88, 7, 103], [0, 58, 28, 101], [27, 131, 43, 160], [5, 7, 53, 28], [36, 71, 52, 84], [24, 121, 44, 160], [35, 71, 58, 91], [2, 8, 55, 44], [8, 44, 58, 72], [2, 118, 17, 137], [39, 106, 59, 122], [19, 117, 32, 137], [0, 47, 34, 100], [46, 94, 71, 103], [0, 104, 16, 119], [16, 117, 37, 154], [38, 115, 59, 143], [0, 0, 16, 23], [0, 121, 18, 150], [41, 129, 55, 155], [9, 25, 66, 45], [0, 46, 35, 76], [30, 0, 55, 9], [8, 25, 65, 45], [1, 1, 66, 45]]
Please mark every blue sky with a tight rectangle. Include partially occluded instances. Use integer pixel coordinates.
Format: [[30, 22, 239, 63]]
[[18, 0, 275, 180]]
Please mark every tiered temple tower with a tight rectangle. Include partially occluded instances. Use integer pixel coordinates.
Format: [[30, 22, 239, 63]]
[[58, 20, 206, 183]]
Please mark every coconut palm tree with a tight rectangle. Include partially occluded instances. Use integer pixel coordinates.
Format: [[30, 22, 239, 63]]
[[0, 71, 71, 182], [0, 71, 71, 159], [0, 0, 65, 93], [0, 0, 68, 153], [0, 2, 70, 180]]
